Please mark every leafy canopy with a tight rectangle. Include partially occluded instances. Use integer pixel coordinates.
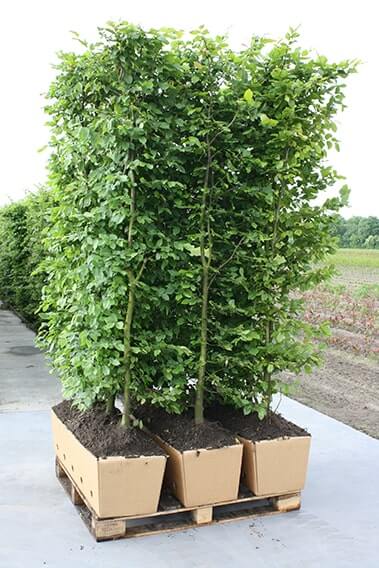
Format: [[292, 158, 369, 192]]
[[34, 23, 357, 421]]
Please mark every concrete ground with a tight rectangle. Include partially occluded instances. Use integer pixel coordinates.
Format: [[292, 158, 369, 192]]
[[0, 308, 61, 411], [1, 306, 379, 568]]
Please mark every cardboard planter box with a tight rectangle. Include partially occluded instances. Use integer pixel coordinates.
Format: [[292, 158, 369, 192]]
[[154, 436, 243, 508], [239, 434, 311, 496], [51, 410, 167, 518]]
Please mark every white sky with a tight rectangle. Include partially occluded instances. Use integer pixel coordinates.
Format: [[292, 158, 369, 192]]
[[0, 0, 378, 216]]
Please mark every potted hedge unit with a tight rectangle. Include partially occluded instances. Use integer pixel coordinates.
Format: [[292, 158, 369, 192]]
[[51, 402, 167, 518], [132, 28, 353, 508], [161, 441, 242, 507], [38, 22, 355, 522], [39, 25, 185, 520], [208, 406, 311, 496], [137, 409, 243, 508]]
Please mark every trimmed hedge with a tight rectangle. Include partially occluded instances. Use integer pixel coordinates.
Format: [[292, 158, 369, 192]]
[[0, 190, 49, 327], [0, 24, 356, 427]]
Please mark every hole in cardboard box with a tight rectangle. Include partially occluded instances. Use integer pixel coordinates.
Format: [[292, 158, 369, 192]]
[[90, 490, 93, 497], [71, 465, 74, 472], [80, 477, 83, 484], [63, 453, 66, 460]]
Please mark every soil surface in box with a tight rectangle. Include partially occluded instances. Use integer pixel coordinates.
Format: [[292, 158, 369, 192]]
[[53, 400, 165, 458], [207, 405, 310, 441], [136, 406, 237, 451]]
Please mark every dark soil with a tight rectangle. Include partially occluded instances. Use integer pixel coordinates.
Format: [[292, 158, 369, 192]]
[[53, 400, 166, 458], [206, 404, 310, 442], [135, 406, 238, 452]]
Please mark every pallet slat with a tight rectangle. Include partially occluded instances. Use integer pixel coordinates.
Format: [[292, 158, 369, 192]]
[[55, 457, 301, 541]]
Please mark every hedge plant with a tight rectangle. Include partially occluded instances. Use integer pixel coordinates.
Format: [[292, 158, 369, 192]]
[[135, 28, 356, 421], [38, 24, 194, 424], [208, 30, 355, 417], [36, 23, 356, 427], [0, 190, 48, 326]]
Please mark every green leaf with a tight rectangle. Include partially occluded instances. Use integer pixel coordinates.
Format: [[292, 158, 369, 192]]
[[339, 184, 350, 206], [243, 88, 253, 104], [183, 243, 208, 257], [259, 113, 278, 127]]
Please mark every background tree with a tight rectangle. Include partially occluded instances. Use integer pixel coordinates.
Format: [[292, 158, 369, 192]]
[[331, 215, 379, 248]]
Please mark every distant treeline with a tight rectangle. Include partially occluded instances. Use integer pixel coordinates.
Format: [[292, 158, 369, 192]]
[[331, 215, 379, 249]]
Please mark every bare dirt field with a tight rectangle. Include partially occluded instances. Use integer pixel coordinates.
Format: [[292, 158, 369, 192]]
[[283, 348, 379, 438], [284, 250, 379, 439]]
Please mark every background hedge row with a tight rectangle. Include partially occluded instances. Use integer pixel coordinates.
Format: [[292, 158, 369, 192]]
[[0, 190, 49, 327]]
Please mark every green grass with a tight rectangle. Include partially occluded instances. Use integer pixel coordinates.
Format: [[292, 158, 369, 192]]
[[330, 249, 379, 269], [353, 283, 379, 300]]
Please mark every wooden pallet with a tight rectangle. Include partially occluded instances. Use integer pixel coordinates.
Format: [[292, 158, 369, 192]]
[[55, 457, 301, 541]]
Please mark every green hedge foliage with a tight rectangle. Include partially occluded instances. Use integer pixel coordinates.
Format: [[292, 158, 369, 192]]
[[0, 190, 49, 326], [0, 23, 356, 426]]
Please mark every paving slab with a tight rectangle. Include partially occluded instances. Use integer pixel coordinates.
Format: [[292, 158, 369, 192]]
[[0, 307, 378, 567], [0, 307, 61, 411]]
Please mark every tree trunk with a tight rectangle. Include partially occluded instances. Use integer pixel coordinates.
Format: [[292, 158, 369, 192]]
[[195, 265, 209, 425], [121, 276, 135, 428], [121, 153, 137, 429], [264, 319, 272, 415], [105, 394, 115, 415], [194, 141, 212, 425]]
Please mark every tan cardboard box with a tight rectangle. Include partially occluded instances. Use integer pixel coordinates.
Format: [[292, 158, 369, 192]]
[[51, 410, 167, 518], [239, 435, 311, 496], [154, 436, 243, 507]]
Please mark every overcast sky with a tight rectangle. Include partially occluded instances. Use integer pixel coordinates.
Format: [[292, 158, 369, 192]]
[[1, 0, 378, 216]]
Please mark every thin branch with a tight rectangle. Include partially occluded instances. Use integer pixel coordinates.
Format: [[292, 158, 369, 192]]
[[272, 392, 282, 416], [200, 132, 212, 269], [206, 168, 215, 269], [209, 112, 238, 146], [208, 236, 245, 288], [271, 147, 290, 252], [127, 170, 136, 248], [206, 199, 212, 269], [135, 256, 148, 283]]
